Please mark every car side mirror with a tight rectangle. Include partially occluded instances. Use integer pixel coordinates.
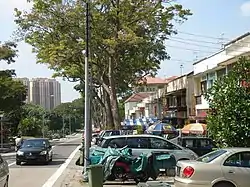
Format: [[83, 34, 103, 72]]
[[48, 145, 52, 149]]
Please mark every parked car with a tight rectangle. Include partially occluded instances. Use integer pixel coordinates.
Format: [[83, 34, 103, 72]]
[[0, 155, 9, 187], [91, 134, 198, 162], [95, 130, 122, 144], [91, 133, 100, 145], [170, 136, 217, 156], [175, 148, 250, 187], [16, 138, 53, 165]]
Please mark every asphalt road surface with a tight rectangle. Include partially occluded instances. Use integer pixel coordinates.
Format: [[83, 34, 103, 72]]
[[3, 135, 82, 187]]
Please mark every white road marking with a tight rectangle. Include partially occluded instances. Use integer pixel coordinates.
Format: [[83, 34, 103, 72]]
[[8, 162, 15, 167], [42, 145, 81, 187]]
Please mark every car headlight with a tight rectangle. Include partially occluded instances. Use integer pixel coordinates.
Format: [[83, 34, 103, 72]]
[[17, 151, 24, 156], [40, 151, 47, 155]]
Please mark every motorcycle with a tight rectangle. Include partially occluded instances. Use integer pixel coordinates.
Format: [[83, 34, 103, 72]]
[[100, 146, 153, 183], [112, 150, 151, 183], [94, 146, 175, 183]]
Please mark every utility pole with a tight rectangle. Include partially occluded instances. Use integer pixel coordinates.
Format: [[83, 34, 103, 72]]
[[62, 116, 65, 137], [42, 114, 45, 138], [69, 115, 72, 135], [0, 114, 3, 148], [180, 64, 184, 76], [218, 33, 225, 49], [83, 0, 91, 179]]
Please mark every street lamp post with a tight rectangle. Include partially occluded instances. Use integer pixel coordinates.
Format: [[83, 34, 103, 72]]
[[42, 113, 46, 138], [83, 0, 91, 178], [0, 114, 3, 148], [42, 94, 54, 138], [62, 116, 65, 137], [69, 115, 72, 135]]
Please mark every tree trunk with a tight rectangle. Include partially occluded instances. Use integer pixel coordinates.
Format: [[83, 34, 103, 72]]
[[108, 57, 120, 129], [103, 89, 114, 129]]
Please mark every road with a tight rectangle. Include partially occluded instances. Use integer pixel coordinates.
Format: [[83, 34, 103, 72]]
[[3, 135, 82, 187]]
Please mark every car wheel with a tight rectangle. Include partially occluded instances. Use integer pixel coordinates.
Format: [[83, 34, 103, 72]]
[[213, 182, 235, 187], [49, 155, 52, 162], [16, 161, 21, 165]]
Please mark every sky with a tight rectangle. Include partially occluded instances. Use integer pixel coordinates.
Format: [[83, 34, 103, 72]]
[[1, 0, 250, 102]]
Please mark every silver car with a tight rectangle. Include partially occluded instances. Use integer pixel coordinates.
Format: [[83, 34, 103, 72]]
[[175, 148, 250, 187], [92, 134, 198, 161]]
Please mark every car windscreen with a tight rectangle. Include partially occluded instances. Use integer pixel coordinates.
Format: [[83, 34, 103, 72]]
[[196, 149, 227, 163], [21, 139, 46, 148], [97, 138, 106, 147], [103, 131, 120, 137]]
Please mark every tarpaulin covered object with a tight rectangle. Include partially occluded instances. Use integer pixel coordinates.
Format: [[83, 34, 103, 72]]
[[97, 147, 149, 180]]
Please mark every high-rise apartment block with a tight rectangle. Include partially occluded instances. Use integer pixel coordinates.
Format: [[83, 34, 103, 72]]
[[14, 78, 61, 110]]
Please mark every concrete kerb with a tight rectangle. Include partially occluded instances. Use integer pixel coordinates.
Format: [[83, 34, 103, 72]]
[[52, 148, 83, 187]]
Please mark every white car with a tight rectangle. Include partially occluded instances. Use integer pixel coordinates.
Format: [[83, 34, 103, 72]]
[[175, 148, 250, 187]]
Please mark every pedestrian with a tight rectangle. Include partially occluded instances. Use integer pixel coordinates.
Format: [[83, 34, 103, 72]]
[[15, 135, 23, 151]]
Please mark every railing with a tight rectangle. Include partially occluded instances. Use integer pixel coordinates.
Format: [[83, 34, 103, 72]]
[[195, 95, 202, 105]]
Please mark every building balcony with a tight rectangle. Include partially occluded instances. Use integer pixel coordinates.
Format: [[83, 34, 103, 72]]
[[165, 104, 187, 111]]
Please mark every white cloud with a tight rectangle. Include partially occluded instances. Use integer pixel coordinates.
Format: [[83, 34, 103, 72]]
[[240, 1, 250, 17]]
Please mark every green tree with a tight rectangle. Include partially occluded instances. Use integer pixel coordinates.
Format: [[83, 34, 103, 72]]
[[14, 0, 191, 129], [18, 104, 47, 136], [118, 101, 125, 120], [52, 98, 83, 132], [0, 42, 27, 113], [205, 56, 250, 147], [0, 42, 27, 135]]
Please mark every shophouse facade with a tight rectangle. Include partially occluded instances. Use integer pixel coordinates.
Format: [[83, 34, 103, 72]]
[[193, 32, 250, 121]]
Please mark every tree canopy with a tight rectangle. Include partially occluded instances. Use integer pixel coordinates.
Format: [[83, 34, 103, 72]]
[[205, 56, 250, 147], [18, 104, 46, 136], [14, 0, 191, 128], [0, 42, 27, 113]]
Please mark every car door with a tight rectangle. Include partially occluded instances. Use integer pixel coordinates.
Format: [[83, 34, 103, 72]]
[[126, 137, 151, 157], [222, 151, 250, 187], [149, 137, 183, 161], [0, 156, 8, 186]]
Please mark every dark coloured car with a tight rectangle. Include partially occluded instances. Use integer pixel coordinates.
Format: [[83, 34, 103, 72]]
[[170, 136, 217, 156], [16, 138, 53, 165]]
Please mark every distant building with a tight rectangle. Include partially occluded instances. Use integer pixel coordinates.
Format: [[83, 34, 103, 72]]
[[30, 78, 61, 110], [14, 77, 61, 110], [135, 76, 174, 93], [125, 76, 177, 119]]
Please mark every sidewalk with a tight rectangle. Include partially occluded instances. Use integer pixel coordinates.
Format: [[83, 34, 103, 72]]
[[55, 151, 175, 187]]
